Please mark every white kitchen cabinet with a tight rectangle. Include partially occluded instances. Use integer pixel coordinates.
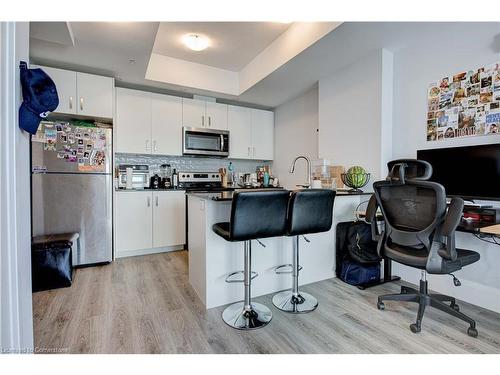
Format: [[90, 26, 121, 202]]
[[151, 93, 183, 156], [34, 65, 113, 119], [115, 191, 153, 254], [115, 88, 152, 154], [228, 105, 253, 159], [76, 72, 114, 119], [182, 98, 228, 130], [228, 106, 274, 160], [115, 190, 186, 257], [251, 109, 274, 160], [182, 98, 206, 128], [152, 190, 186, 248], [34, 66, 77, 115], [205, 101, 228, 130]]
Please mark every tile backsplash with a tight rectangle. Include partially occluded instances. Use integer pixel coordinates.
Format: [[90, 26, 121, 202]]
[[115, 153, 272, 176]]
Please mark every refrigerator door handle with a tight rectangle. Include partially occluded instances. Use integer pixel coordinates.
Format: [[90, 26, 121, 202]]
[[69, 96, 73, 110], [80, 97, 84, 111]]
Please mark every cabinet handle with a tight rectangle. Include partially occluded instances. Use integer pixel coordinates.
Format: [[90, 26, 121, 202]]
[[253, 147, 256, 158], [248, 147, 251, 157], [145, 139, 150, 151], [208, 116, 211, 127], [153, 140, 157, 152], [202, 116, 205, 127], [147, 196, 151, 207], [155, 196, 159, 207], [69, 96, 73, 109], [79, 97, 84, 111]]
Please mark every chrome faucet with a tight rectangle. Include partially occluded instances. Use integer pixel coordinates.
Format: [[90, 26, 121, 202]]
[[290, 155, 311, 188]]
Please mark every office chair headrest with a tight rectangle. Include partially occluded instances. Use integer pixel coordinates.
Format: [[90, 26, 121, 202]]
[[386, 159, 432, 183]]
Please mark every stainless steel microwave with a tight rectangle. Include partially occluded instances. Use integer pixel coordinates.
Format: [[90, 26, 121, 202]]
[[182, 127, 229, 157]]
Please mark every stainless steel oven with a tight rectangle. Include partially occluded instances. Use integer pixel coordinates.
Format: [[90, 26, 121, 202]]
[[182, 127, 229, 157]]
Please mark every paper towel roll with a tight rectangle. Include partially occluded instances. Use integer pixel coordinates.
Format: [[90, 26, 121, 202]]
[[126, 167, 133, 189]]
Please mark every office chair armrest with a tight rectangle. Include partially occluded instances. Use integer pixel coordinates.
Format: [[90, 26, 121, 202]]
[[438, 197, 464, 261], [376, 230, 385, 258], [365, 194, 380, 241]]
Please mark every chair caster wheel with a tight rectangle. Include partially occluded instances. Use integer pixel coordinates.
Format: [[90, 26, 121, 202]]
[[451, 304, 460, 312], [467, 327, 478, 338], [410, 323, 421, 333], [377, 301, 385, 310]]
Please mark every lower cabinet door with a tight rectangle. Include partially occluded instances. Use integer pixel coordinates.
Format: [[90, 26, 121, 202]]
[[115, 192, 153, 254], [153, 191, 186, 248]]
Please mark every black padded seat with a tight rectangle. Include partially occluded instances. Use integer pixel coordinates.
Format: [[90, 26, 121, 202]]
[[385, 242, 429, 268], [212, 222, 231, 241], [287, 189, 336, 236], [386, 245, 479, 272], [442, 249, 481, 273], [213, 190, 290, 242]]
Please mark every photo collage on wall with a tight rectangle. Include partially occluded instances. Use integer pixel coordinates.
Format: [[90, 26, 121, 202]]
[[427, 62, 500, 141]]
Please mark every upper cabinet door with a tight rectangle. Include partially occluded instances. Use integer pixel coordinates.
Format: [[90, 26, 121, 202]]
[[115, 88, 152, 154], [151, 93, 183, 156], [205, 102, 228, 130], [228, 105, 252, 159], [182, 98, 206, 128], [251, 109, 274, 160], [36, 66, 77, 115], [76, 72, 114, 119]]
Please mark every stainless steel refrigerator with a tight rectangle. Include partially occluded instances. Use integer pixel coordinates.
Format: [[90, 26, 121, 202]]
[[31, 121, 113, 266]]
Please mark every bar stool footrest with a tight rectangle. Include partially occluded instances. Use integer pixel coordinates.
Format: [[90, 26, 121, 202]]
[[225, 270, 258, 283], [274, 264, 303, 274]]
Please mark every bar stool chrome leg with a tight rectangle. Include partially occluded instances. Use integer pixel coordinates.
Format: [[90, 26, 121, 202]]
[[222, 240, 272, 329], [272, 236, 318, 313]]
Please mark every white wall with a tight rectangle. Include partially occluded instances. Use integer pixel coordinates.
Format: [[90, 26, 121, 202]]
[[0, 22, 33, 352], [391, 23, 500, 312], [273, 86, 319, 189], [318, 49, 394, 187]]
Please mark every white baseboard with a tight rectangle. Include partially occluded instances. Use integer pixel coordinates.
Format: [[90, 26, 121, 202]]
[[115, 244, 184, 259]]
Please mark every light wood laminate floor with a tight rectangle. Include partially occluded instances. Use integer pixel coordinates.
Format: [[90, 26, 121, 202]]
[[32, 250, 500, 354]]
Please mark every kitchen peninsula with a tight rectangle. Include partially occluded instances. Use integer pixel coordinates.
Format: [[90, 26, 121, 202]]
[[187, 190, 368, 309]]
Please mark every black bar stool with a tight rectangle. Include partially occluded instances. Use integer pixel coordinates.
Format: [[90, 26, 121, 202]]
[[213, 190, 290, 330], [273, 189, 336, 313]]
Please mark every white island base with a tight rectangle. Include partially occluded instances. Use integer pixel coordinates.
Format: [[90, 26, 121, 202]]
[[187, 193, 364, 309]]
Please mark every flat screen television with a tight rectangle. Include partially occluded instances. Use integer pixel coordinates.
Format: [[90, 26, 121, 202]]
[[417, 144, 500, 201]]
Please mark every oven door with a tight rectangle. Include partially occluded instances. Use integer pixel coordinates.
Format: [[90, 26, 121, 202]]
[[183, 127, 229, 157]]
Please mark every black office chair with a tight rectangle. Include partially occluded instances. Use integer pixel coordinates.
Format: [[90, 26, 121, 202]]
[[371, 159, 480, 337], [273, 189, 336, 313], [213, 190, 290, 330]]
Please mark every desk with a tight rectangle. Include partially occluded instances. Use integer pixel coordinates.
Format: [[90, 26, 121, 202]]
[[479, 224, 500, 237], [457, 220, 500, 236]]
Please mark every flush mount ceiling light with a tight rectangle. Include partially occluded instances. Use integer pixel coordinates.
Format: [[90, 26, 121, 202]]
[[182, 34, 210, 51]]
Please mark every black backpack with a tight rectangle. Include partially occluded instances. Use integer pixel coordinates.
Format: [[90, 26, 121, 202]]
[[345, 221, 381, 264], [336, 221, 381, 278]]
